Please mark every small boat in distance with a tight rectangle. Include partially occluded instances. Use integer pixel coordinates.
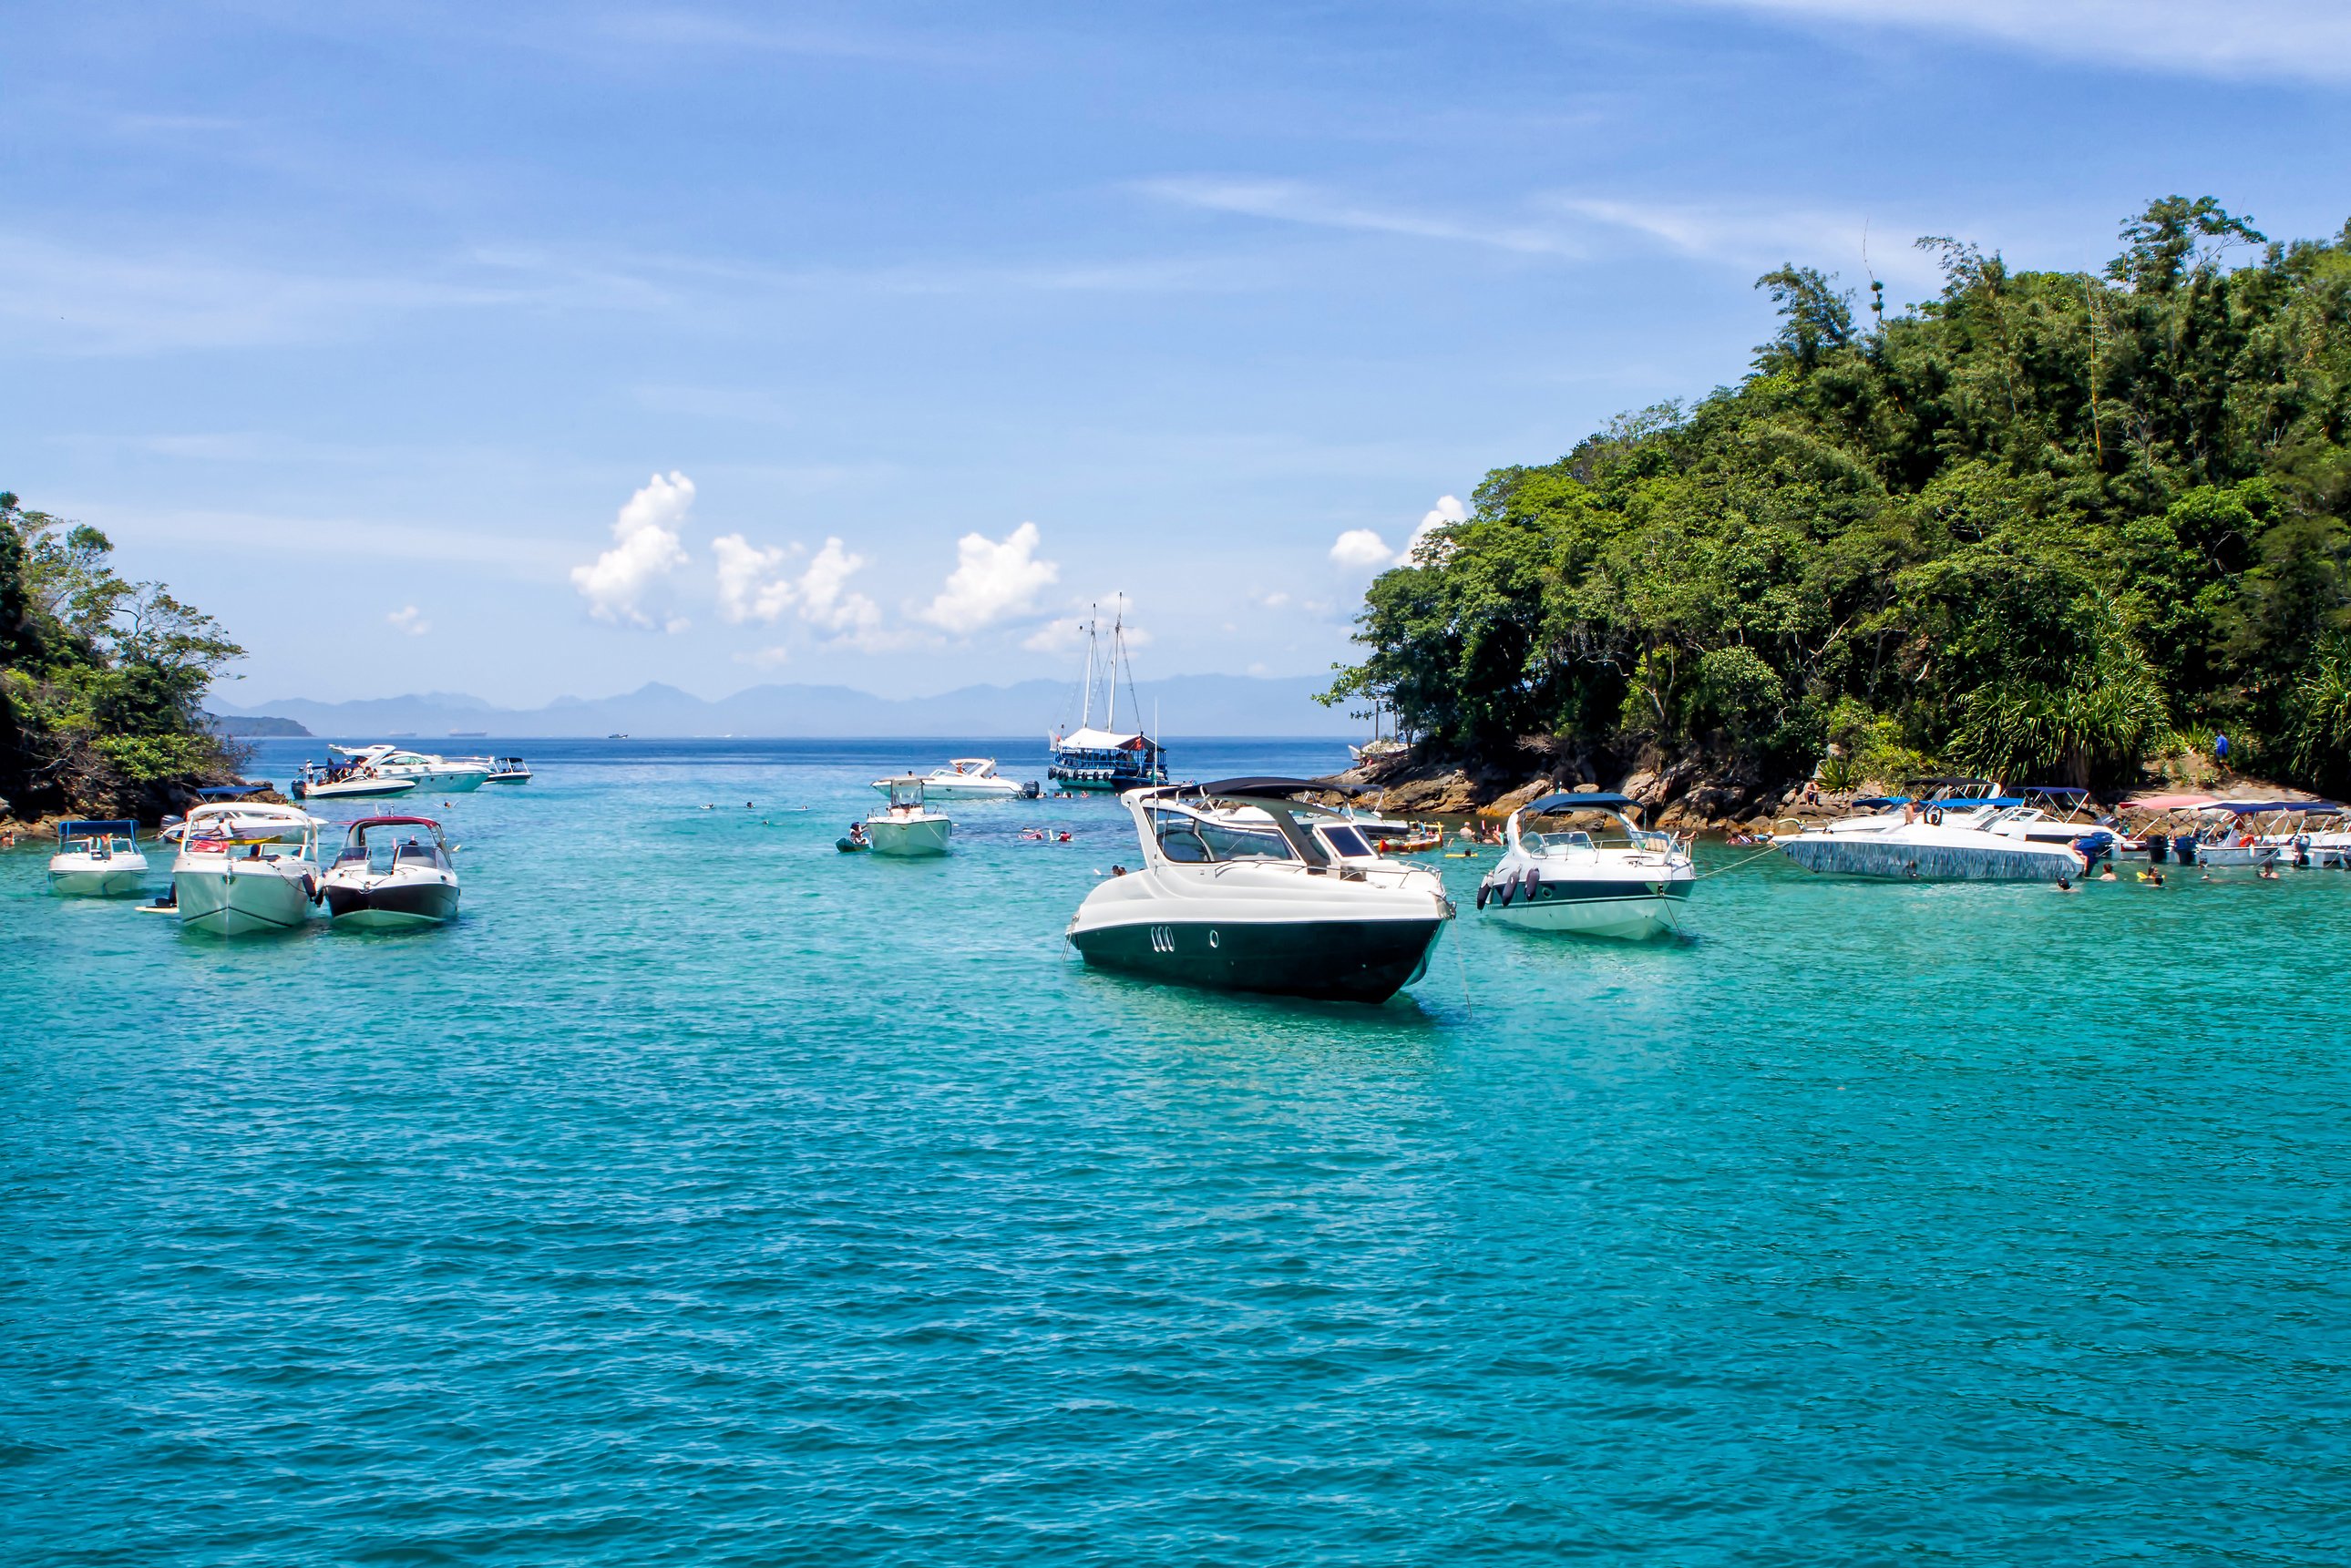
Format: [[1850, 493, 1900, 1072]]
[[1047, 602, 1168, 792], [484, 757, 533, 785], [48, 819, 149, 897], [170, 803, 325, 935], [873, 757, 1034, 800], [866, 776, 954, 856], [1476, 793, 1694, 938], [1064, 777, 1453, 1003], [322, 816, 460, 927]]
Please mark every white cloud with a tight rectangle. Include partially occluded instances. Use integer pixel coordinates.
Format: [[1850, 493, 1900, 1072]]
[[712, 532, 801, 623], [1400, 495, 1467, 563], [1022, 618, 1089, 654], [1022, 596, 1151, 653], [571, 472, 693, 627], [1334, 497, 1468, 575], [1330, 528, 1397, 570], [919, 522, 1060, 634], [1259, 591, 1291, 609], [797, 537, 884, 640], [1671, 0, 2351, 86], [386, 604, 430, 636], [734, 644, 793, 668]]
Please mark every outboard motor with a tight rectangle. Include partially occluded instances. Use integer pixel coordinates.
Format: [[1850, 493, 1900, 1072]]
[[1021, 781, 1042, 799]]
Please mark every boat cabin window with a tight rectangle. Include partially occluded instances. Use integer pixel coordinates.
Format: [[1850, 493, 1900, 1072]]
[[1319, 825, 1374, 859], [1152, 808, 1297, 865]]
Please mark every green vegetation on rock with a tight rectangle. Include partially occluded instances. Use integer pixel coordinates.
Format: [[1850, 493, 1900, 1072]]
[[1328, 198, 2351, 797], [1, 491, 246, 822]]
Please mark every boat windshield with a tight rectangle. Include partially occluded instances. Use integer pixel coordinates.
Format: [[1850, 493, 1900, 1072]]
[[1152, 807, 1297, 865], [1524, 810, 1674, 855]]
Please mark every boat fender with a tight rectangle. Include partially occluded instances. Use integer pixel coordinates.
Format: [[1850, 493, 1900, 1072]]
[[303, 873, 320, 904], [1494, 876, 1514, 907], [1520, 866, 1543, 903], [1474, 881, 1489, 909]]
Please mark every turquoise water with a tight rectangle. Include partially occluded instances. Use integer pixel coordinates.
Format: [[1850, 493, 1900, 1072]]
[[5, 737, 2346, 1565]]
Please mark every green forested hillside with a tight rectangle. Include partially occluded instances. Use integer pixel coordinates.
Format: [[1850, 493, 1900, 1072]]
[[1329, 198, 2351, 794], [1, 492, 245, 821]]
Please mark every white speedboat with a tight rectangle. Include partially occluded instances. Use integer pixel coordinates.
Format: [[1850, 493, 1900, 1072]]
[[169, 803, 325, 935], [322, 815, 460, 927], [1065, 777, 1453, 1002], [872, 757, 1033, 800], [484, 756, 532, 785], [1475, 792, 1694, 938], [866, 776, 954, 856], [47, 819, 149, 897], [1775, 802, 2086, 881], [331, 744, 491, 793], [2183, 803, 2295, 869], [292, 755, 419, 801]]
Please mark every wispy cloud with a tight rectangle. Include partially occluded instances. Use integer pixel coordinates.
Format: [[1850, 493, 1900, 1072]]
[[1137, 178, 1586, 258], [1673, 0, 2351, 85], [3, 227, 1262, 357], [1548, 197, 1947, 284]]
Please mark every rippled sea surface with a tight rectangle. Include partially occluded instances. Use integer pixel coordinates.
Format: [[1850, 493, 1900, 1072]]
[[5, 736, 2347, 1565]]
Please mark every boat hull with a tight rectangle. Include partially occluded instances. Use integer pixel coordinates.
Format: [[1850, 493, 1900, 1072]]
[[482, 773, 530, 785], [874, 778, 1022, 800], [173, 866, 316, 935], [294, 777, 418, 801], [406, 770, 488, 794], [1070, 915, 1445, 1003], [1776, 835, 2081, 881], [868, 817, 953, 856], [1482, 878, 1689, 938], [48, 866, 148, 897], [324, 879, 459, 927]]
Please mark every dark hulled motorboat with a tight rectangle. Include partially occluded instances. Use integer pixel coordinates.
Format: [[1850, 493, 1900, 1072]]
[[1065, 778, 1453, 1002], [322, 815, 460, 928]]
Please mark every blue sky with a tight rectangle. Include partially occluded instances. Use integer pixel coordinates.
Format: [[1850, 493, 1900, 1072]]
[[7, 1, 2349, 707]]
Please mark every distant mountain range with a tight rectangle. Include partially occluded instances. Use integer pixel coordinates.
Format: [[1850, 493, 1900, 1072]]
[[207, 674, 1360, 739]]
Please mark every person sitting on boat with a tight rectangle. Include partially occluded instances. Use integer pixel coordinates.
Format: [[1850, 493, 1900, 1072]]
[[847, 822, 868, 848]]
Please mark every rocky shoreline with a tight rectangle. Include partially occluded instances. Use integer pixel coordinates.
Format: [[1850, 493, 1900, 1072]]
[[1323, 743, 2285, 833]]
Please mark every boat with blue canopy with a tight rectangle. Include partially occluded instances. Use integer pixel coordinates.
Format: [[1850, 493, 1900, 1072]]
[[47, 819, 149, 897]]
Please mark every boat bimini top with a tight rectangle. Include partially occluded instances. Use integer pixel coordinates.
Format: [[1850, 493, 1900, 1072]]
[[334, 815, 452, 867], [56, 818, 138, 846]]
